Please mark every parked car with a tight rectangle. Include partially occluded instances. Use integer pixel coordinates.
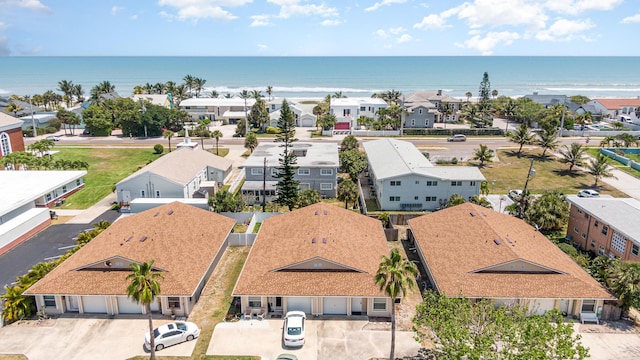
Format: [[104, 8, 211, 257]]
[[144, 321, 200, 351], [283, 311, 306, 347], [578, 189, 600, 198], [46, 135, 61, 141], [276, 355, 299, 360], [82, 129, 91, 135], [447, 134, 467, 142], [508, 189, 523, 200]]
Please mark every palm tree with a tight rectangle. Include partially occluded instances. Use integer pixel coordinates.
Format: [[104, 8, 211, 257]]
[[266, 85, 273, 101], [209, 90, 219, 98], [211, 129, 222, 155], [558, 143, 586, 173], [1, 285, 33, 323], [537, 129, 560, 157], [491, 89, 498, 99], [446, 194, 466, 207], [332, 91, 345, 98], [244, 132, 258, 153], [73, 84, 84, 104], [4, 102, 23, 116], [127, 260, 163, 360], [599, 136, 615, 148], [193, 78, 206, 98], [337, 179, 359, 209], [587, 154, 615, 187], [508, 123, 534, 158], [465, 91, 472, 102], [250, 90, 263, 99], [196, 119, 210, 149], [163, 130, 174, 152], [183, 74, 195, 97], [375, 249, 418, 360], [239, 90, 251, 135], [610, 261, 640, 314], [469, 195, 493, 208], [57, 80, 74, 107], [472, 144, 494, 167]]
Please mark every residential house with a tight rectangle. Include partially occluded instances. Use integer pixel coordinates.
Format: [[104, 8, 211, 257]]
[[404, 90, 462, 126], [180, 97, 257, 124], [115, 147, 233, 208], [233, 203, 392, 317], [567, 196, 640, 262], [0, 171, 86, 254], [240, 142, 338, 205], [19, 112, 58, 131], [523, 92, 570, 108], [0, 112, 25, 158], [268, 102, 317, 128], [25, 202, 235, 316], [587, 98, 640, 124], [132, 94, 174, 109], [330, 97, 388, 130], [0, 96, 38, 118], [407, 203, 614, 322], [362, 138, 485, 211]]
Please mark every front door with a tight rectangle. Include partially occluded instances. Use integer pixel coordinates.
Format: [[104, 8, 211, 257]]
[[67, 296, 79, 312], [122, 191, 131, 203], [268, 297, 283, 314]]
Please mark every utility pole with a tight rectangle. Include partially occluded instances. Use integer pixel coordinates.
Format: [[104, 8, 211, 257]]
[[400, 95, 405, 136], [262, 157, 267, 212], [29, 96, 37, 138]]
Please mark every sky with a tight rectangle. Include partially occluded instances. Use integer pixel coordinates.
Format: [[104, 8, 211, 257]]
[[1, 0, 639, 56]]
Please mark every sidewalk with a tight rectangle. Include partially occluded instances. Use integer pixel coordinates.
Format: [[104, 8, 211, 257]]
[[65, 193, 117, 224]]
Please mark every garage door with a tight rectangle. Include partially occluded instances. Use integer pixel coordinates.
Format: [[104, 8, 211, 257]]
[[530, 299, 555, 315], [82, 296, 108, 313], [287, 297, 312, 314], [301, 118, 314, 127], [117, 297, 142, 314], [323, 297, 347, 315]]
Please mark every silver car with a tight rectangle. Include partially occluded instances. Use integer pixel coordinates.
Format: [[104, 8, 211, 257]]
[[144, 321, 200, 351]]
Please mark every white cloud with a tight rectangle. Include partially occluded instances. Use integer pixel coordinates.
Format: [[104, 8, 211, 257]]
[[397, 34, 412, 43], [130, 15, 138, 20], [621, 13, 640, 24], [455, 0, 547, 30], [365, 0, 407, 12], [250, 15, 273, 27], [321, 19, 341, 26], [267, 0, 338, 19], [535, 18, 595, 41], [544, 0, 623, 16], [374, 29, 389, 38], [413, 14, 449, 29], [257, 44, 268, 51], [455, 31, 520, 55], [157, 0, 252, 21], [111, 6, 123, 15], [389, 27, 406, 35], [0, 0, 51, 13]]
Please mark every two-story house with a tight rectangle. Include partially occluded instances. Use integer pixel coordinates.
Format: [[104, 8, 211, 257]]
[[240, 142, 339, 205], [330, 97, 388, 131], [180, 97, 257, 124], [403, 90, 462, 127], [363, 138, 485, 211], [587, 98, 640, 124], [567, 196, 640, 261]]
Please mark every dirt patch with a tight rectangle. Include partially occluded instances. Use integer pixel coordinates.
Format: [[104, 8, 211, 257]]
[[579, 319, 640, 334]]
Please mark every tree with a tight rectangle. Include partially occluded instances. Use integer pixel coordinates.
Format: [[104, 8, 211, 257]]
[[537, 128, 560, 157], [559, 143, 586, 173], [183, 74, 195, 97], [570, 95, 591, 105], [211, 130, 223, 155], [337, 179, 359, 209], [126, 260, 163, 360], [247, 97, 269, 129], [480, 181, 490, 196], [317, 113, 337, 131], [196, 119, 210, 149], [491, 89, 498, 98], [209, 190, 244, 212], [244, 132, 258, 153], [478, 72, 491, 112], [465, 91, 472, 102], [340, 135, 358, 152], [1, 285, 34, 323], [469, 195, 492, 208], [274, 101, 299, 211], [266, 85, 273, 101], [508, 123, 534, 158], [82, 104, 113, 136], [472, 144, 494, 167], [4, 102, 23, 116], [616, 133, 638, 148], [163, 130, 174, 152], [414, 291, 589, 360], [239, 90, 251, 135], [57, 80, 74, 107], [446, 194, 466, 207], [297, 189, 321, 208], [524, 190, 569, 233], [587, 154, 615, 187], [193, 77, 206, 98], [375, 248, 418, 360], [607, 260, 640, 314], [339, 150, 368, 182]]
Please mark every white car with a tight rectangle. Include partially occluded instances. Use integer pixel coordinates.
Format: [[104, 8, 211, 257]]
[[283, 311, 306, 347], [144, 321, 200, 351], [447, 134, 467, 142], [46, 135, 61, 141], [508, 189, 523, 200], [578, 189, 600, 198]]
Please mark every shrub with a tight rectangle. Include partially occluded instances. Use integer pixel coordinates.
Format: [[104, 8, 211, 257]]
[[451, 157, 458, 164], [265, 126, 281, 134], [153, 144, 164, 154]]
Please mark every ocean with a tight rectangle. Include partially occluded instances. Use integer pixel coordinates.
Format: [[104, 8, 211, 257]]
[[1, 56, 639, 99]]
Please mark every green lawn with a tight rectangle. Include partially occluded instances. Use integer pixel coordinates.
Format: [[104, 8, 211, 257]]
[[586, 148, 640, 178], [54, 147, 163, 209], [480, 149, 627, 197]]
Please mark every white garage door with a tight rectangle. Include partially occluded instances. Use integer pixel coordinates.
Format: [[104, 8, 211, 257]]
[[323, 297, 347, 315], [301, 118, 314, 127], [117, 297, 142, 314], [82, 296, 108, 313], [530, 299, 556, 315], [287, 297, 312, 314]]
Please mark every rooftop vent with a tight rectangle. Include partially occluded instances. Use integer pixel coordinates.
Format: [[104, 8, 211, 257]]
[[505, 237, 513, 244], [125, 235, 133, 242], [154, 212, 160, 217], [493, 239, 501, 245], [312, 237, 316, 243], [315, 210, 319, 215], [481, 212, 487, 217], [470, 212, 476, 217], [140, 236, 147, 242], [322, 237, 327, 244], [167, 210, 174, 215], [323, 210, 328, 215]]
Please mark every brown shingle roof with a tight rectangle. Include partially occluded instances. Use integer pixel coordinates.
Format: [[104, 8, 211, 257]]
[[408, 203, 613, 300], [25, 202, 235, 296], [233, 203, 389, 297], [595, 98, 640, 109]]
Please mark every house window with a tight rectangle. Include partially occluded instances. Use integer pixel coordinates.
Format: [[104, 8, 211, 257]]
[[155, 190, 161, 197], [271, 168, 278, 177], [415, 181, 419, 184], [451, 181, 462, 186], [581, 233, 586, 239], [414, 196, 419, 200], [320, 183, 333, 190], [470, 181, 476, 186], [140, 190, 146, 198], [632, 244, 639, 256], [573, 227, 579, 234], [602, 225, 609, 236], [390, 180, 401, 186], [411, 119, 415, 126], [43, 295, 56, 308], [62, 185, 67, 193], [46, 193, 52, 202], [373, 298, 387, 311], [389, 196, 400, 202], [611, 232, 627, 254], [426, 196, 437, 201], [298, 168, 310, 176], [584, 213, 589, 219], [581, 300, 596, 313], [426, 181, 438, 186], [168, 297, 181, 309], [598, 245, 605, 256], [320, 169, 333, 176], [360, 106, 366, 111], [251, 168, 264, 176], [248, 296, 261, 308], [76, 179, 81, 186], [577, 209, 583, 214], [594, 220, 599, 228], [0, 132, 11, 156]]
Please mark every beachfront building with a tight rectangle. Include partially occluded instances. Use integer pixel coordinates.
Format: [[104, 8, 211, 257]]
[[1, 96, 37, 118], [233, 203, 392, 317], [0, 170, 86, 255], [240, 142, 339, 205], [330, 97, 388, 131], [115, 147, 233, 209], [407, 203, 614, 322], [586, 98, 640, 124], [363, 138, 485, 211], [404, 90, 462, 126], [0, 112, 25, 158], [19, 112, 58, 131], [25, 202, 235, 317], [267, 101, 317, 128], [132, 94, 174, 109], [566, 196, 640, 262], [180, 97, 257, 124]]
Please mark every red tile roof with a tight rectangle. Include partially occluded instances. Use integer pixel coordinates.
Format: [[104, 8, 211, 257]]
[[595, 98, 640, 109]]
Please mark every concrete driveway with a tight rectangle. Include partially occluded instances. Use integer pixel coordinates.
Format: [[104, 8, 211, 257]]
[[207, 318, 421, 360], [0, 317, 195, 360]]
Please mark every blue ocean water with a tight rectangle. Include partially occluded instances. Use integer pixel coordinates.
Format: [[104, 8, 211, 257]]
[[1, 56, 639, 99]]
